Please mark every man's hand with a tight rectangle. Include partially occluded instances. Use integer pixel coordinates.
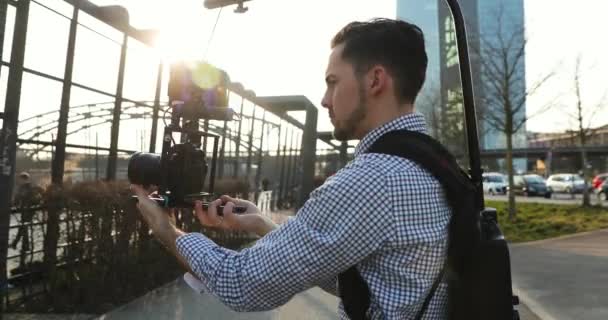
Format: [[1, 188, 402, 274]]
[[130, 184, 196, 278], [195, 195, 278, 237], [130, 184, 185, 244]]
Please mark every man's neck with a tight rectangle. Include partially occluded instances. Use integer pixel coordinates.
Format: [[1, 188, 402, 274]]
[[362, 102, 414, 137]]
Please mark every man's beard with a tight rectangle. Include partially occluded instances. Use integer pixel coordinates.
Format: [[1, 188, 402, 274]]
[[333, 85, 367, 141]]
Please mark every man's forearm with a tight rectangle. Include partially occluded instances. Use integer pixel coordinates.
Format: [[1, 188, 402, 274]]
[[155, 225, 198, 278], [252, 214, 279, 237], [152, 213, 278, 283]]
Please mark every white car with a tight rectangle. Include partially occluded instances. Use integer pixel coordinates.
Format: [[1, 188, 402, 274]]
[[482, 173, 507, 195], [546, 174, 586, 194]]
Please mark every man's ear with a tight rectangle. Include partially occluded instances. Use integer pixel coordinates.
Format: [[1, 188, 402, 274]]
[[367, 66, 389, 97]]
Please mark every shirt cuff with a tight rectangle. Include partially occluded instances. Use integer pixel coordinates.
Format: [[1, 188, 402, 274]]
[[176, 233, 223, 291], [176, 232, 216, 256], [183, 272, 210, 294]]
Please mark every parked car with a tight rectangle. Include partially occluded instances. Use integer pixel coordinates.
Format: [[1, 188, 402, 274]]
[[592, 173, 608, 191], [511, 174, 552, 198], [597, 180, 608, 201], [482, 172, 507, 195], [546, 174, 586, 194]]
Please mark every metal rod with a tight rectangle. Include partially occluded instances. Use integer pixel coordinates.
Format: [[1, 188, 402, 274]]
[[285, 128, 295, 196], [0, 0, 8, 79], [233, 97, 245, 178], [445, 0, 485, 209], [149, 61, 163, 153], [62, 0, 156, 47], [0, 61, 151, 105], [273, 122, 282, 210], [218, 120, 228, 179], [227, 127, 234, 176], [106, 32, 129, 180], [278, 126, 290, 208], [209, 136, 219, 195], [52, 4, 79, 185], [95, 133, 99, 180], [254, 109, 266, 203], [290, 132, 301, 188], [298, 104, 318, 209], [17, 138, 137, 154], [246, 105, 257, 178], [0, 0, 30, 313]]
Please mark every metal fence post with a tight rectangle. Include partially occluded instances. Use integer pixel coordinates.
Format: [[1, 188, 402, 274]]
[[233, 97, 244, 178], [246, 105, 257, 179], [106, 32, 128, 180], [149, 61, 163, 153], [218, 120, 228, 179], [0, 0, 30, 312], [298, 105, 317, 208], [278, 126, 289, 208], [254, 109, 266, 202], [52, 4, 79, 185], [273, 122, 282, 210]]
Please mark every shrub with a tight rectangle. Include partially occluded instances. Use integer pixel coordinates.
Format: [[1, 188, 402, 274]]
[[10, 179, 256, 314]]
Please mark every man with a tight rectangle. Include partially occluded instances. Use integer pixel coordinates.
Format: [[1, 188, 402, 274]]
[[11, 172, 43, 267], [132, 18, 450, 319]]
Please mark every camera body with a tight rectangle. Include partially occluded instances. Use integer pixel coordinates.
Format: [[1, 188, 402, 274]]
[[128, 61, 233, 207]]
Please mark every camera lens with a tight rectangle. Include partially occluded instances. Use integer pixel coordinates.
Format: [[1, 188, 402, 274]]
[[127, 152, 161, 187]]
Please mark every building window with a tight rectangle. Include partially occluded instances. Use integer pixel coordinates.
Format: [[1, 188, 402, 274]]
[[444, 16, 458, 68]]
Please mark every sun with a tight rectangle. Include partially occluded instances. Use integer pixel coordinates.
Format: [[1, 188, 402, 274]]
[[125, 1, 208, 63], [153, 28, 203, 63]]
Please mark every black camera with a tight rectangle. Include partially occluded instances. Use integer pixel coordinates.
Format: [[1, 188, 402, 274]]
[[128, 61, 243, 212]]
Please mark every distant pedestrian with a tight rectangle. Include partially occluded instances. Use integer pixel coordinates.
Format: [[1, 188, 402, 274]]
[[261, 177, 270, 191], [11, 172, 43, 267]]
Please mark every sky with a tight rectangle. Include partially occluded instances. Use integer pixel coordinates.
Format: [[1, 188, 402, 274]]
[[4, 0, 608, 154], [523, 0, 608, 132], [98, 0, 608, 133], [96, 0, 399, 133]]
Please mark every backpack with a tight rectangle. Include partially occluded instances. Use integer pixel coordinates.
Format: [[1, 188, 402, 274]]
[[338, 130, 519, 320]]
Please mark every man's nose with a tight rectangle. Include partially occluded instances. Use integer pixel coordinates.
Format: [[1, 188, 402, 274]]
[[321, 93, 331, 109]]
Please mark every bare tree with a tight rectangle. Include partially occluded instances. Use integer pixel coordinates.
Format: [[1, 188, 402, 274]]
[[418, 83, 467, 162], [417, 84, 442, 140], [570, 56, 606, 206], [474, 8, 556, 220]]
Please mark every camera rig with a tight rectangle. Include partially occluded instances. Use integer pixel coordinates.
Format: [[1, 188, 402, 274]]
[[128, 61, 245, 213]]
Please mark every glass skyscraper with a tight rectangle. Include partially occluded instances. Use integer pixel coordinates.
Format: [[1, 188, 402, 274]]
[[397, 0, 528, 154]]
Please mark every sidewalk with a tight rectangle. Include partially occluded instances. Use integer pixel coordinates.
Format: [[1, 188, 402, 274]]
[[95, 276, 540, 320], [510, 229, 608, 320], [96, 279, 339, 320]]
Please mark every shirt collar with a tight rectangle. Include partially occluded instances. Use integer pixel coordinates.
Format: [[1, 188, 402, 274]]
[[354, 112, 428, 156]]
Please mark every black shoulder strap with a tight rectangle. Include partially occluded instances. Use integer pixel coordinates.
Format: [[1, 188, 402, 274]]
[[367, 130, 473, 201], [371, 130, 468, 319], [338, 129, 473, 320], [415, 264, 446, 320]]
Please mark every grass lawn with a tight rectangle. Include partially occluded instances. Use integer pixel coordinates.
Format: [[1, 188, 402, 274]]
[[486, 201, 608, 243]]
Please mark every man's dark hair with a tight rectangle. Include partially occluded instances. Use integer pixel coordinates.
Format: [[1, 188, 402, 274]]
[[331, 18, 428, 104]]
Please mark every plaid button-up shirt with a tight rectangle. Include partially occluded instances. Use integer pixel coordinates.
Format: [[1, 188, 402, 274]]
[[177, 112, 451, 319]]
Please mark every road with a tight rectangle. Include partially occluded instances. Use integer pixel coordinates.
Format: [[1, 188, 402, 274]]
[[486, 193, 607, 206], [511, 229, 608, 320]]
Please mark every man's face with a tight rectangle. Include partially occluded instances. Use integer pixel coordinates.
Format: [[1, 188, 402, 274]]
[[321, 44, 367, 141]]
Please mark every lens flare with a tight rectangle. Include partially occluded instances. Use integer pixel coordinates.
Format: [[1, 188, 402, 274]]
[[190, 61, 222, 89]]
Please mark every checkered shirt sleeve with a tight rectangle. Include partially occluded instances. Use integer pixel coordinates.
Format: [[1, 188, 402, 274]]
[[176, 112, 451, 319]]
